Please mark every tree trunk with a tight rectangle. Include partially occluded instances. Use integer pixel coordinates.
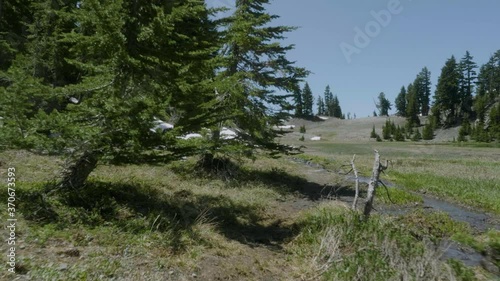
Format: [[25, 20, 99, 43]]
[[57, 150, 100, 190], [363, 150, 388, 218], [351, 154, 360, 210]]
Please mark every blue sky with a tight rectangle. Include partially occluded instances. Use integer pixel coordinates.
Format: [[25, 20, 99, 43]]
[[208, 0, 500, 117]]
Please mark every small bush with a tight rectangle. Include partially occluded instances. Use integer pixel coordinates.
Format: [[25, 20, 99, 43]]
[[299, 125, 306, 134]]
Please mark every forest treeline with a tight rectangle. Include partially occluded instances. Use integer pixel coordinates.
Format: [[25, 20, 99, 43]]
[[373, 50, 500, 142], [0, 0, 308, 188]]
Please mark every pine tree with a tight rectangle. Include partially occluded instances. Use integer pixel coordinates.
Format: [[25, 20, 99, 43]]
[[370, 124, 377, 138], [417, 67, 432, 116], [332, 95, 343, 118], [406, 83, 420, 127], [294, 87, 303, 117], [474, 50, 500, 121], [323, 85, 334, 116], [317, 96, 325, 116], [422, 123, 434, 140], [458, 51, 477, 118], [216, 0, 308, 158], [434, 56, 460, 126], [0, 0, 225, 188], [395, 86, 407, 117], [302, 82, 314, 116], [376, 92, 392, 116]]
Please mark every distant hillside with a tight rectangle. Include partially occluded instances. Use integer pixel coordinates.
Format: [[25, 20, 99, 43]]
[[283, 116, 459, 142]]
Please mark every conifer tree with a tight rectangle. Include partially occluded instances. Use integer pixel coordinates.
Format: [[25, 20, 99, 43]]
[[395, 86, 407, 117], [376, 92, 392, 116], [458, 51, 477, 117], [417, 67, 432, 116], [294, 87, 303, 117], [302, 83, 314, 116], [217, 0, 308, 158], [317, 96, 325, 116], [434, 56, 460, 126], [406, 83, 420, 127]]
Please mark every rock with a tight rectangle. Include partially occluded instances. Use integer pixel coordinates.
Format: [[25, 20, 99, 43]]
[[58, 263, 68, 271], [192, 273, 197, 278]]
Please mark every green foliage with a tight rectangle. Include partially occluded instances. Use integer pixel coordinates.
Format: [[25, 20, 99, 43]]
[[434, 56, 461, 126], [322, 85, 343, 118], [395, 86, 407, 117], [382, 120, 391, 140], [394, 125, 405, 141], [302, 83, 314, 116], [422, 123, 434, 140], [406, 83, 420, 127], [376, 92, 392, 116], [299, 125, 306, 134], [299, 135, 305, 142], [370, 124, 377, 138], [293, 207, 457, 281], [294, 87, 303, 116], [416, 67, 432, 116], [411, 129, 422, 141]]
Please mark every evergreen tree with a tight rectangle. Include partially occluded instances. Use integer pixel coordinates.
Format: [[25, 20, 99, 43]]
[[317, 96, 325, 116], [458, 51, 477, 117], [332, 95, 343, 118], [417, 67, 432, 116], [1, 0, 223, 188], [422, 123, 434, 140], [294, 87, 303, 117], [474, 50, 500, 121], [323, 85, 334, 116], [216, 0, 308, 158], [434, 56, 460, 126], [395, 86, 407, 117], [302, 82, 314, 116], [370, 124, 377, 138], [406, 83, 420, 127], [376, 92, 392, 116]]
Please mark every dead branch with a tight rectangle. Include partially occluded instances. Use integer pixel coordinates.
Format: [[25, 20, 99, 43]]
[[351, 154, 360, 210], [363, 150, 388, 218]]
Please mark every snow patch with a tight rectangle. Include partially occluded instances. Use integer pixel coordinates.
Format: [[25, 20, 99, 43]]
[[221, 127, 237, 140], [178, 133, 203, 140], [310, 136, 321, 141], [150, 118, 174, 133]]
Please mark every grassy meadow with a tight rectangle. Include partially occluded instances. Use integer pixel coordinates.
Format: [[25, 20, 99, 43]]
[[1, 119, 500, 280]]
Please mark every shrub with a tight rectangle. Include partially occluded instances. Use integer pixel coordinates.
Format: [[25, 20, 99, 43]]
[[299, 125, 306, 134]]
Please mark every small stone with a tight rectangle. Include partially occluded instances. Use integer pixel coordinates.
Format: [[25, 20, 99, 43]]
[[192, 273, 197, 278], [58, 263, 68, 271], [168, 270, 174, 275]]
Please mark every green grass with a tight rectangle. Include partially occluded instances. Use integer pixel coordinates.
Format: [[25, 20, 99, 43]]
[[289, 203, 473, 281], [302, 141, 500, 214], [391, 172, 500, 214]]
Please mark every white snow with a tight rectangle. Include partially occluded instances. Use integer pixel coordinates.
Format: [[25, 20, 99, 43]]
[[69, 97, 79, 104], [310, 136, 321, 141], [221, 127, 237, 140], [318, 116, 329, 120], [150, 118, 174, 133], [276, 125, 295, 130], [178, 133, 203, 140]]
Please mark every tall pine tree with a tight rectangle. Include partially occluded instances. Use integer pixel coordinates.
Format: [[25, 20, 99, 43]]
[[302, 82, 314, 116], [395, 86, 407, 116], [434, 56, 460, 126]]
